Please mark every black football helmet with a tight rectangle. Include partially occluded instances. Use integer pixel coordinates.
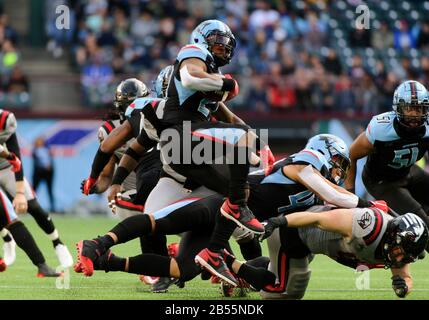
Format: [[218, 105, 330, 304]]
[[383, 213, 428, 268], [114, 78, 149, 120]]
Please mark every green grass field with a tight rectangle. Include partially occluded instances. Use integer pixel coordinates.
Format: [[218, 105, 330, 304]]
[[2, 214, 428, 300]]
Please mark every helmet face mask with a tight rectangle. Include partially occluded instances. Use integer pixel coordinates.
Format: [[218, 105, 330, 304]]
[[114, 78, 149, 117], [305, 134, 350, 185], [329, 153, 351, 184], [396, 103, 429, 128], [190, 20, 236, 67], [206, 31, 236, 66], [383, 213, 429, 268]]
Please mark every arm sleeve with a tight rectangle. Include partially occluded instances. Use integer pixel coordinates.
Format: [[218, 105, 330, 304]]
[[297, 165, 359, 208], [180, 65, 224, 92], [90, 147, 114, 179], [5, 133, 24, 181]]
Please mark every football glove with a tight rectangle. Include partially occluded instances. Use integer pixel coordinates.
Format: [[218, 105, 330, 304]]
[[6, 152, 21, 173], [81, 177, 97, 195], [259, 216, 288, 242], [391, 275, 408, 298], [369, 200, 389, 213], [223, 74, 239, 101], [259, 145, 275, 176]]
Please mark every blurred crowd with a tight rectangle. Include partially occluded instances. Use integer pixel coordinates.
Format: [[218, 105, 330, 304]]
[[0, 13, 30, 108], [43, 0, 429, 113]]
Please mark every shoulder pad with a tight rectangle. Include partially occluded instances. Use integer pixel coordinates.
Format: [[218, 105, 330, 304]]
[[291, 149, 329, 172], [365, 112, 397, 144], [98, 120, 117, 143], [2, 111, 16, 133], [353, 208, 390, 245], [177, 44, 212, 64]]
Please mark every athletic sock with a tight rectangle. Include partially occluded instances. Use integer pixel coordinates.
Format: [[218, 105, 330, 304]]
[[108, 214, 152, 245], [105, 255, 126, 272], [127, 254, 171, 277], [237, 264, 276, 291], [228, 146, 250, 204], [8, 221, 45, 266], [238, 237, 262, 260], [27, 199, 56, 234], [208, 214, 237, 252]]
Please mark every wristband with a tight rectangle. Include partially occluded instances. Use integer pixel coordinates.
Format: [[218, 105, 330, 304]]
[[221, 78, 235, 92], [125, 147, 141, 161], [357, 197, 371, 208]]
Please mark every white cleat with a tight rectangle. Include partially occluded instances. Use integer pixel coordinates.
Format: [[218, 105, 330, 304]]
[[55, 244, 74, 268], [3, 239, 16, 266]]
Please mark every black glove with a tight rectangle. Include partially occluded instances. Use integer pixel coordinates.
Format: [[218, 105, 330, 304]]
[[259, 216, 288, 242], [80, 179, 98, 195], [391, 275, 408, 298]]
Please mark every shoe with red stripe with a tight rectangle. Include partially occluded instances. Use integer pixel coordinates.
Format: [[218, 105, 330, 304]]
[[211, 275, 221, 284], [220, 199, 264, 234], [195, 248, 238, 287], [36, 263, 62, 277], [0, 258, 6, 272], [76, 239, 106, 277]]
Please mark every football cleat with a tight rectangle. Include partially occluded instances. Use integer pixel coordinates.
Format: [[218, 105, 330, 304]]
[[195, 248, 238, 287], [220, 199, 264, 234], [37, 263, 62, 277], [0, 257, 6, 272], [167, 242, 179, 258], [151, 277, 177, 293], [76, 239, 106, 277]]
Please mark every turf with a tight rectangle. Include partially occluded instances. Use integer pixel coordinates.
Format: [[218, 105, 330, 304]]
[[1, 215, 428, 300]]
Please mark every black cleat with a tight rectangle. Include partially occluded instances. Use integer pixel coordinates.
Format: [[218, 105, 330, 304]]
[[151, 277, 177, 293], [37, 263, 62, 278]]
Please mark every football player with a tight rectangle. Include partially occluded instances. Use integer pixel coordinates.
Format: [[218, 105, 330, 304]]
[[345, 80, 429, 252], [255, 207, 428, 299], [0, 109, 72, 268], [0, 144, 61, 276], [75, 134, 385, 288]]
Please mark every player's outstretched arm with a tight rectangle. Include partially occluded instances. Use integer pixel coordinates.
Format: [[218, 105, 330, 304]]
[[284, 164, 370, 208], [262, 208, 353, 241]]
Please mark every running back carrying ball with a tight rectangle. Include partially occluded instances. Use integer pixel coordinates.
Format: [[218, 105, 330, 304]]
[[202, 74, 239, 102]]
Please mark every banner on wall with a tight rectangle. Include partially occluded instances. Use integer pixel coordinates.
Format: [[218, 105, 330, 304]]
[[17, 119, 110, 214]]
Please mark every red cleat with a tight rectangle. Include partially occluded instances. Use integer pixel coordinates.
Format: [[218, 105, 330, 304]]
[[0, 258, 6, 272], [167, 242, 179, 258], [76, 239, 105, 277], [195, 248, 238, 287], [220, 199, 264, 234]]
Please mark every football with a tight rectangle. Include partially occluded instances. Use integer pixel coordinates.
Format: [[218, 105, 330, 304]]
[[202, 90, 229, 102]]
